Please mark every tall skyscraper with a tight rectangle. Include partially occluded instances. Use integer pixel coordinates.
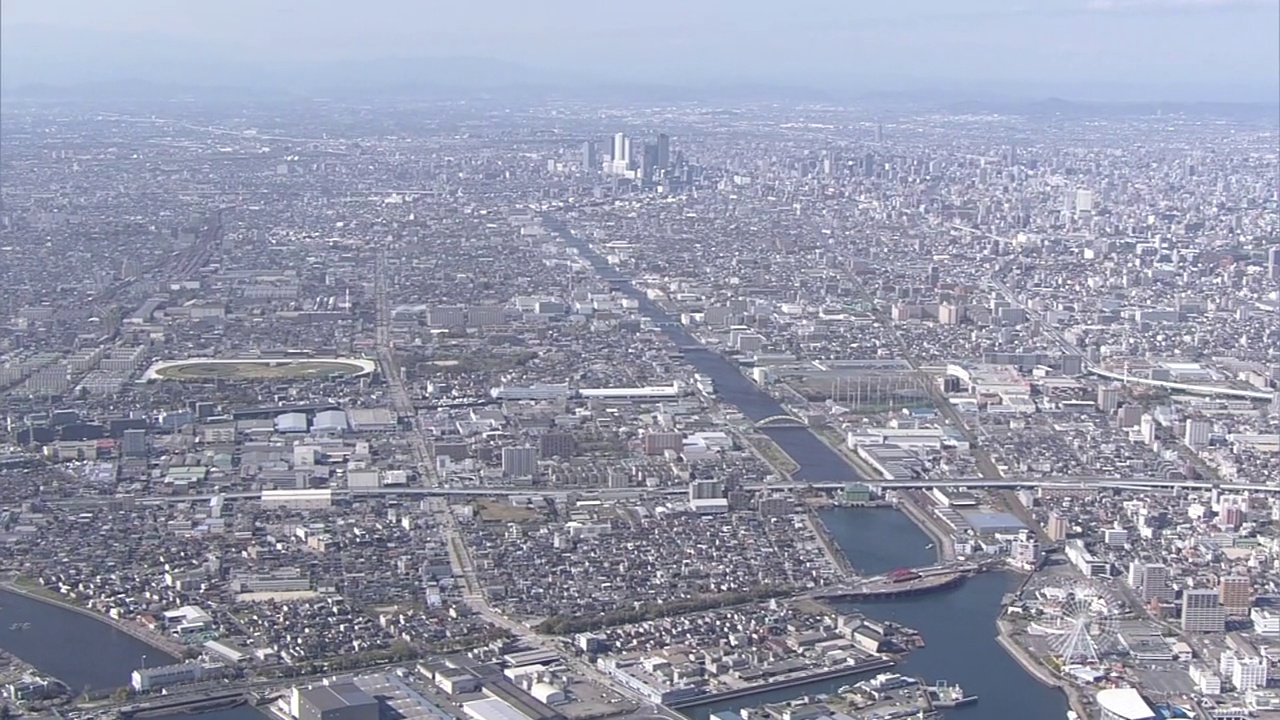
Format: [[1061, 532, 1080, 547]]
[[1182, 589, 1227, 633], [612, 132, 627, 162], [874, 123, 884, 143], [1269, 246, 1279, 282], [656, 133, 670, 168], [582, 140, 597, 172]]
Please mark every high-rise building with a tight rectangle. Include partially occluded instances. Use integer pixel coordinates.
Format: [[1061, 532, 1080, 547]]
[[1181, 589, 1226, 633], [1269, 245, 1279, 282], [874, 123, 884, 143], [612, 133, 627, 162], [501, 446, 538, 479], [582, 140, 597, 172], [121, 428, 148, 458], [1219, 575, 1253, 616], [690, 477, 724, 500], [1097, 384, 1121, 413], [1129, 561, 1176, 603], [655, 133, 670, 169], [1184, 419, 1212, 450], [1075, 189, 1094, 214], [1046, 512, 1070, 542], [537, 432, 576, 459]]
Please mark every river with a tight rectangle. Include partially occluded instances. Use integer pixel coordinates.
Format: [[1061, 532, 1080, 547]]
[[680, 508, 1067, 720], [550, 219, 1069, 718], [0, 221, 1066, 719], [0, 587, 177, 693]]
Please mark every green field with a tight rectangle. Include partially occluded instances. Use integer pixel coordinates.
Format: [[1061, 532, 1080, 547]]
[[153, 359, 369, 381]]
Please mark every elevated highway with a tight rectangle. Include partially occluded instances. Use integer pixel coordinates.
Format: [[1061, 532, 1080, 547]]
[[57, 475, 1280, 509]]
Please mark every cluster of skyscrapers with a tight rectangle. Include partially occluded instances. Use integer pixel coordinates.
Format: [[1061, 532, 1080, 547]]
[[583, 131, 676, 182]]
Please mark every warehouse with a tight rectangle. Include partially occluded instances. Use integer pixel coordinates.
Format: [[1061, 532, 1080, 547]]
[[463, 697, 535, 720], [296, 683, 380, 720]]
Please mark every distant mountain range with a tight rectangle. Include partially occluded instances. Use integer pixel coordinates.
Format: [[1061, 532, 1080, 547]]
[[3, 23, 1277, 112]]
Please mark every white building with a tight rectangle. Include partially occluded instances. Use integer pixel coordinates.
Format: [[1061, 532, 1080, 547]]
[[1189, 664, 1222, 695], [1065, 539, 1110, 578], [131, 661, 216, 692], [1185, 419, 1212, 449], [1222, 651, 1269, 692], [1251, 607, 1280, 637], [261, 489, 333, 510]]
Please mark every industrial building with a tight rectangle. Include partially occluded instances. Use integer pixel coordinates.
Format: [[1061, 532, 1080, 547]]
[[130, 661, 221, 692], [294, 683, 380, 720]]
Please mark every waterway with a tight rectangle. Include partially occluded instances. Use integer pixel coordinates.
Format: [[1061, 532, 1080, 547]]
[[683, 509, 1067, 720], [0, 221, 1065, 720], [0, 587, 176, 693], [548, 219, 1068, 718]]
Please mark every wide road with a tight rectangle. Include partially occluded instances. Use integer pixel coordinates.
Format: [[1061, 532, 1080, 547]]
[[543, 216, 865, 485]]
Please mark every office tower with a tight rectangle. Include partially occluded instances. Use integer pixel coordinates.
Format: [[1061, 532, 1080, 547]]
[[612, 133, 627, 162], [1004, 145, 1018, 166], [656, 133, 670, 168], [1184, 419, 1211, 449], [121, 428, 147, 458], [1220, 576, 1252, 616], [874, 123, 884, 143], [1046, 512, 1069, 542], [1097, 384, 1121, 413], [501, 446, 537, 479], [1269, 246, 1279, 282], [1075, 189, 1094, 214], [641, 143, 659, 179], [862, 152, 876, 178], [1181, 589, 1227, 633], [582, 140, 597, 172], [622, 136, 633, 168]]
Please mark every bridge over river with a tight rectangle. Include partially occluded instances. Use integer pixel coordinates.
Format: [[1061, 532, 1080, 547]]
[[811, 561, 983, 601]]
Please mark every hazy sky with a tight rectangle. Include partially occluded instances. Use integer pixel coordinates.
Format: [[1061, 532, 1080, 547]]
[[2, 0, 1278, 100]]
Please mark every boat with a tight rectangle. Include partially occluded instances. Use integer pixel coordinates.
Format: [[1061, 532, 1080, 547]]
[[928, 682, 977, 708], [925, 543, 934, 549], [1067, 712, 1080, 720]]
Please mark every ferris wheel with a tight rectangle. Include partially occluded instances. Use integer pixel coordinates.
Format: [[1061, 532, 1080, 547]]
[[1038, 581, 1122, 664]]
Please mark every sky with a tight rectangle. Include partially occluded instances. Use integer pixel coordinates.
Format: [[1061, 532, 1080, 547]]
[[2, 0, 1278, 101]]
